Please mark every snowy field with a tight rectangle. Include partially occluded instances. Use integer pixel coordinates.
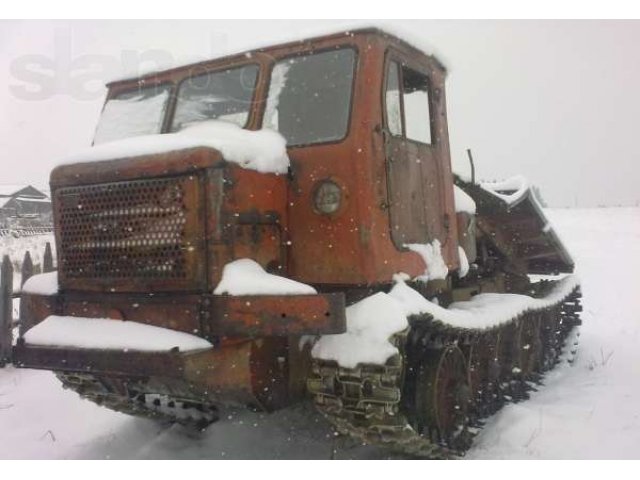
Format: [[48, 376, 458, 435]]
[[0, 207, 638, 460]]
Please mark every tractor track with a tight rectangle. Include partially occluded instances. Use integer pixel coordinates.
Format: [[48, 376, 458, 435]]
[[306, 281, 582, 459], [54, 280, 581, 459], [55, 372, 219, 430]]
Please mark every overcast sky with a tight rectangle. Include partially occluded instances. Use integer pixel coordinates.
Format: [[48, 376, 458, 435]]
[[1, 19, 638, 207]]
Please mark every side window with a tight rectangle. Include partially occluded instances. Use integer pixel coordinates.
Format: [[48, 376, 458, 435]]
[[385, 61, 402, 136], [384, 59, 433, 145], [264, 49, 356, 146], [402, 66, 432, 144]]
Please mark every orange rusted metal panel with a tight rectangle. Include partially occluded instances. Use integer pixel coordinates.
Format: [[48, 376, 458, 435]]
[[50, 147, 224, 188], [279, 32, 459, 285], [206, 293, 346, 337], [14, 334, 299, 409], [18, 292, 57, 335], [61, 295, 202, 335], [20, 289, 345, 340], [13, 343, 188, 378]]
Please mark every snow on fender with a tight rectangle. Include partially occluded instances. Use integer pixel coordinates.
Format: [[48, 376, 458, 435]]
[[213, 258, 317, 296], [311, 292, 408, 369]]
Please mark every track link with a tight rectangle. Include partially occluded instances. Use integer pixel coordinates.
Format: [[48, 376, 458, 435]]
[[56, 372, 219, 430], [307, 282, 582, 459]]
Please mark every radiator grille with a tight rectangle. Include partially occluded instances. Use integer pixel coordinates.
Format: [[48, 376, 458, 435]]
[[55, 175, 203, 287]]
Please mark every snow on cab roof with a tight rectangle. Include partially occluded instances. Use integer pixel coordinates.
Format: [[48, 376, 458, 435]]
[[107, 23, 449, 85]]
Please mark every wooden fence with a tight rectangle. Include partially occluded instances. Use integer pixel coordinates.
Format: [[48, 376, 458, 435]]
[[0, 242, 55, 366]]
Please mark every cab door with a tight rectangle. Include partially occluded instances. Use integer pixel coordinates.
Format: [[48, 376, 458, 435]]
[[383, 56, 445, 249]]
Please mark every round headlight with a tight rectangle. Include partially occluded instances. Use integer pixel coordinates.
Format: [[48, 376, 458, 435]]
[[314, 180, 342, 215]]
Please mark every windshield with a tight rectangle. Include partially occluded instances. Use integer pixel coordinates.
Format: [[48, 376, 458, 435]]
[[264, 48, 356, 146], [93, 84, 171, 145], [93, 49, 355, 148], [171, 64, 259, 132]]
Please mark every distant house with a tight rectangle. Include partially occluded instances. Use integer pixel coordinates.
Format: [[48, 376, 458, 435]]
[[0, 185, 52, 228]]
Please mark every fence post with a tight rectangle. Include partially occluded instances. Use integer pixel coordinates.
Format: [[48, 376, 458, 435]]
[[21, 251, 33, 288], [0, 255, 14, 366], [43, 242, 54, 273]]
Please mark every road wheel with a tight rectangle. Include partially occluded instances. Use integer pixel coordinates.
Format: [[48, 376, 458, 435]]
[[414, 345, 471, 451], [465, 330, 501, 413], [517, 313, 543, 378], [540, 309, 561, 371]]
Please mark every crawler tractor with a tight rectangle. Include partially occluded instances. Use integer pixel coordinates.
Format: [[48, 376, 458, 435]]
[[14, 29, 581, 458]]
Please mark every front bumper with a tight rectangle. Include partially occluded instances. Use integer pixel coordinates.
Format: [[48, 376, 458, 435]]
[[14, 289, 347, 410], [13, 333, 276, 408], [13, 341, 195, 378], [19, 289, 346, 340]]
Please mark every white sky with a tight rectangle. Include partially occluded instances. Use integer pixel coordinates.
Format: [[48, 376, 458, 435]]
[[0, 19, 638, 207]]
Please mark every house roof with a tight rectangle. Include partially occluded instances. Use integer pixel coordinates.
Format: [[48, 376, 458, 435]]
[[0, 184, 30, 197], [0, 184, 49, 199], [0, 194, 52, 211]]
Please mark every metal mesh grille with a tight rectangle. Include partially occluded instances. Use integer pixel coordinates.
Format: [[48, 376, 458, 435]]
[[56, 176, 199, 282]]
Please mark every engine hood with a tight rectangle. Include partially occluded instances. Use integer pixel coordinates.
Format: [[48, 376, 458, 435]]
[[50, 146, 225, 188], [51, 122, 289, 189]]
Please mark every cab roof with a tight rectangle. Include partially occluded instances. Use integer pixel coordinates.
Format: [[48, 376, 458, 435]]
[[107, 27, 447, 88]]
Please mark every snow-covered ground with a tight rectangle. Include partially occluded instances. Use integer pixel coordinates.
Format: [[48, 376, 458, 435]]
[[0, 208, 639, 459], [468, 207, 640, 459]]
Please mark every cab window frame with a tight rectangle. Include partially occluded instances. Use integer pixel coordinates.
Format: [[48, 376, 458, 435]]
[[382, 51, 436, 147], [93, 81, 175, 146], [261, 45, 359, 149], [168, 61, 262, 133]]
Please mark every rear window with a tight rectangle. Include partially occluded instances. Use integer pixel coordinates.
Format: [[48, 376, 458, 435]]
[[264, 48, 356, 146]]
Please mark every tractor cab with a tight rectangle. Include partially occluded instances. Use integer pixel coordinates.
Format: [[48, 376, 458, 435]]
[[87, 28, 460, 289]]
